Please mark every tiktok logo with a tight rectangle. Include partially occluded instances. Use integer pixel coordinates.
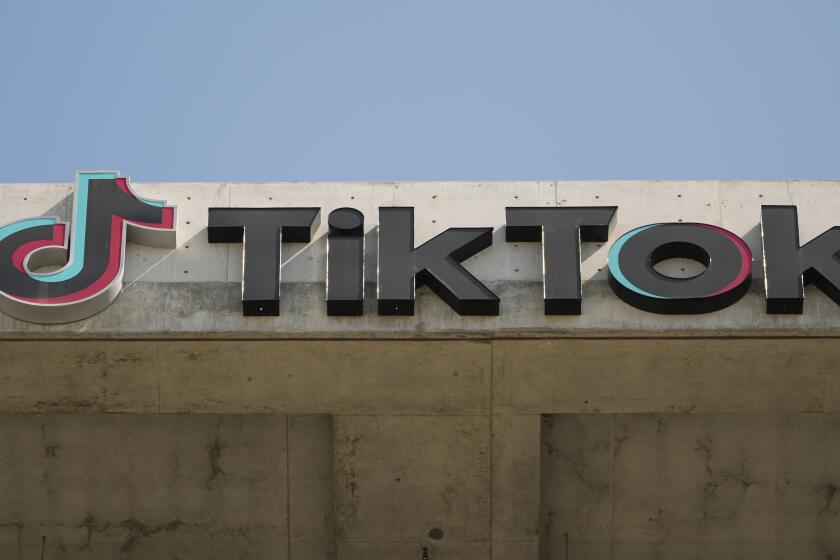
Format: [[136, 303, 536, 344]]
[[0, 172, 176, 324]]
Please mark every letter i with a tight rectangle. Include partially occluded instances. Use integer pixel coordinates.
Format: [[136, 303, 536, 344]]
[[327, 208, 365, 315]]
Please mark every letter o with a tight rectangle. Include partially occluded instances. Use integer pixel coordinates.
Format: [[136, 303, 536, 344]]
[[607, 223, 752, 314]]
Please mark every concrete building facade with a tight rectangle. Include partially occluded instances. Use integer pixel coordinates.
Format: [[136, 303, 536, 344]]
[[1, 179, 839, 559]]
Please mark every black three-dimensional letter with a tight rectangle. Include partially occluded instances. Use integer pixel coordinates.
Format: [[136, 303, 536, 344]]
[[377, 207, 499, 316], [506, 207, 617, 314], [208, 208, 320, 316], [327, 208, 365, 316], [762, 205, 840, 313]]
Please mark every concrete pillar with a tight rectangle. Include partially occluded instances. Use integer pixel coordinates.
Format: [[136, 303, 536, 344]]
[[491, 414, 541, 559], [289, 414, 336, 559]]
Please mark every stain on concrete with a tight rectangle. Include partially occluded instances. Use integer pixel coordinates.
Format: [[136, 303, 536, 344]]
[[819, 482, 839, 515], [78, 514, 105, 549], [655, 415, 666, 437], [333, 430, 361, 537], [34, 398, 97, 412], [77, 515, 187, 553], [428, 527, 444, 540], [180, 350, 202, 361], [693, 436, 713, 470], [119, 518, 184, 553], [694, 436, 756, 511], [70, 350, 148, 367], [646, 508, 671, 535], [342, 435, 362, 498], [73, 350, 107, 367], [205, 435, 225, 489]]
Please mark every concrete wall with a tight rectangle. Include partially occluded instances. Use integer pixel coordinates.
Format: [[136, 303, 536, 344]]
[[541, 414, 840, 559], [2, 181, 840, 559], [0, 414, 334, 560], [1, 338, 840, 558]]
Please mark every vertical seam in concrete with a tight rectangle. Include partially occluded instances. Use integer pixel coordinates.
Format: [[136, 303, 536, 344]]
[[489, 341, 495, 559], [156, 342, 161, 413], [332, 415, 340, 558], [610, 413, 616, 559], [537, 413, 545, 560], [490, 341, 495, 416], [286, 415, 292, 560]]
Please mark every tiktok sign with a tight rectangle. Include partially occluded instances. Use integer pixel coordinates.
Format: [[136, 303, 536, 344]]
[[0, 172, 176, 324], [1, 174, 838, 324], [209, 205, 840, 318]]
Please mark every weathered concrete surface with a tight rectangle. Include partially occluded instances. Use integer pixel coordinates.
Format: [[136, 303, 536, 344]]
[[155, 340, 491, 416], [288, 414, 336, 559], [1, 181, 840, 337], [493, 338, 840, 414], [540, 414, 614, 559], [3, 337, 840, 558], [0, 414, 289, 558], [0, 340, 491, 415], [540, 413, 840, 559], [7, 280, 840, 339], [491, 414, 541, 559], [6, 337, 840, 416], [0, 414, 334, 560], [333, 415, 491, 560]]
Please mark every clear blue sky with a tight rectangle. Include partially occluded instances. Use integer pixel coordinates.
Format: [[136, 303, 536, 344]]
[[1, 1, 838, 182]]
